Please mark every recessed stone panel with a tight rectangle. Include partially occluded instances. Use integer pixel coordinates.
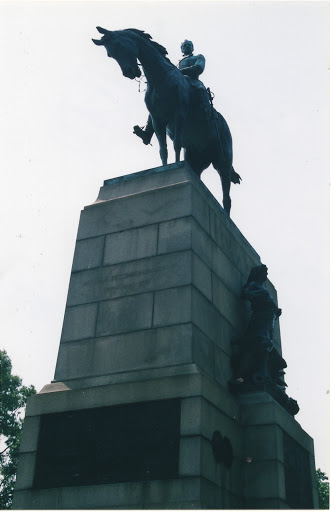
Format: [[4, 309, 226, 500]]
[[283, 432, 314, 509], [33, 399, 181, 489]]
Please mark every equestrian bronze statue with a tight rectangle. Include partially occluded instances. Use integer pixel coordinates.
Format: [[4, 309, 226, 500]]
[[92, 28, 241, 216]]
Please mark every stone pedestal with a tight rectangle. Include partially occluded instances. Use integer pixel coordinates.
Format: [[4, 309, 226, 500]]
[[13, 162, 318, 509]]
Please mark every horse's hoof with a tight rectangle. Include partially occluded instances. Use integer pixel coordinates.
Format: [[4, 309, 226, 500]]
[[133, 125, 152, 145]]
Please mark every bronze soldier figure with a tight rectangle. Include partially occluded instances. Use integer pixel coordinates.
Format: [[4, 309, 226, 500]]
[[134, 39, 211, 145]]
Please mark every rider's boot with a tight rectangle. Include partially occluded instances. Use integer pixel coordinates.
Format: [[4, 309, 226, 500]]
[[133, 116, 154, 145]]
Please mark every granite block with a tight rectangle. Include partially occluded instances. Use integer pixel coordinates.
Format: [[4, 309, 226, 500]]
[[27, 373, 204, 417], [191, 216, 242, 295], [180, 397, 202, 437], [214, 345, 233, 387], [146, 477, 202, 505], [192, 287, 233, 350], [12, 488, 59, 509], [104, 224, 158, 265], [96, 292, 153, 337], [209, 207, 260, 277], [57, 481, 146, 509], [191, 185, 210, 234], [77, 182, 192, 240], [200, 398, 242, 452], [157, 217, 192, 255], [243, 460, 285, 499], [92, 324, 193, 376], [54, 338, 94, 380], [19, 416, 40, 453], [153, 286, 191, 327], [98, 162, 192, 201], [192, 325, 215, 379], [67, 251, 191, 306], [72, 236, 105, 272], [179, 436, 201, 476], [14, 453, 36, 490], [239, 394, 315, 453], [192, 253, 212, 301], [61, 303, 98, 342], [212, 273, 242, 330], [200, 477, 224, 509], [244, 424, 283, 462], [200, 375, 240, 421]]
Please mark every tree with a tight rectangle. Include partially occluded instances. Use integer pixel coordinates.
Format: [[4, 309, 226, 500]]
[[0, 350, 36, 509], [316, 468, 329, 509]]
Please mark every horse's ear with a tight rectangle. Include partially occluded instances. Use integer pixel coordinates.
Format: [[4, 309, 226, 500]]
[[96, 26, 112, 36], [92, 38, 104, 46]]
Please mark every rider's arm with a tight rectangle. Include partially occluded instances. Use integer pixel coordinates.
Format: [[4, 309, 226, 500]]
[[192, 54, 205, 74], [179, 54, 206, 77]]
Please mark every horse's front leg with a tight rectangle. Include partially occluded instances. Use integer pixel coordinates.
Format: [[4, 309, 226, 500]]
[[220, 168, 232, 216], [174, 116, 184, 163], [153, 121, 168, 166]]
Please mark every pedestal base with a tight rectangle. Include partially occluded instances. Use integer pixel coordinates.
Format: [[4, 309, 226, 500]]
[[13, 163, 318, 509]]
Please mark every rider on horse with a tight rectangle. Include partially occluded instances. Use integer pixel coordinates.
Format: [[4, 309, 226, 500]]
[[134, 39, 211, 145]]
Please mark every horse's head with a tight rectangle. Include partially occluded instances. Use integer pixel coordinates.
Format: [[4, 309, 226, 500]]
[[92, 27, 141, 79]]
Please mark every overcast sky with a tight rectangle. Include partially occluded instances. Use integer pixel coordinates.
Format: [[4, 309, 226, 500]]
[[0, 0, 329, 474]]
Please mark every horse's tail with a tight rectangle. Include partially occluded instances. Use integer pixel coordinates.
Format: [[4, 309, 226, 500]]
[[231, 167, 242, 184]]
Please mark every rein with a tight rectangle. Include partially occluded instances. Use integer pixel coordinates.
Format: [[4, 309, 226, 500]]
[[135, 64, 147, 92], [207, 87, 226, 164]]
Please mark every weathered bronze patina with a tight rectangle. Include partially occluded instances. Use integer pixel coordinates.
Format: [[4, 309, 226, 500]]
[[92, 28, 241, 216], [229, 265, 299, 415]]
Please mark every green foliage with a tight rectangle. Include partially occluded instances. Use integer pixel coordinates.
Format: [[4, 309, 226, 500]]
[[0, 350, 36, 509], [316, 468, 330, 509]]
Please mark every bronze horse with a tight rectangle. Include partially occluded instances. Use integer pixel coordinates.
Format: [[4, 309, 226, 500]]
[[92, 28, 240, 215]]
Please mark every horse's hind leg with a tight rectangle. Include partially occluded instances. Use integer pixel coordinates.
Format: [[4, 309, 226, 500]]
[[174, 133, 182, 163]]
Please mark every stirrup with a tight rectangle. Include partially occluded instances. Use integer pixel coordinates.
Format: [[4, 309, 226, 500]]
[[133, 125, 152, 145]]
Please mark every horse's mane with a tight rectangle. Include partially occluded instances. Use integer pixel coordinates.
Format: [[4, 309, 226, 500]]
[[124, 28, 174, 65]]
